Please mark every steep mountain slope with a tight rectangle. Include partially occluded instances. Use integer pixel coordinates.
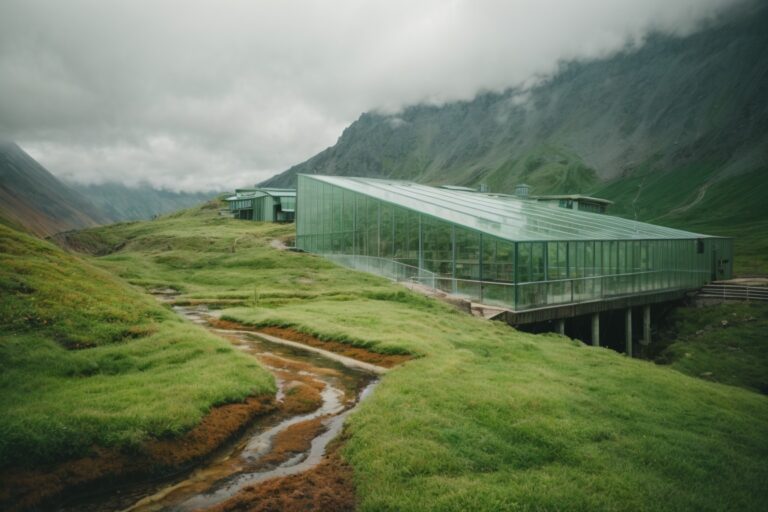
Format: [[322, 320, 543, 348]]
[[67, 182, 214, 222], [265, 3, 766, 193], [262, 2, 768, 273], [0, 140, 110, 237]]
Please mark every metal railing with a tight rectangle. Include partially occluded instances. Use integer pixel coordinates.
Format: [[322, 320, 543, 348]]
[[698, 284, 768, 302], [320, 253, 712, 312], [321, 254, 437, 288]]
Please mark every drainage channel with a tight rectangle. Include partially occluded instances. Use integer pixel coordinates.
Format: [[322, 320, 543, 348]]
[[57, 304, 379, 512]]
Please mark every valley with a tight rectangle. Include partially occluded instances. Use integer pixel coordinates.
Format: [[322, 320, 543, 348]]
[[1, 1, 767, 510]]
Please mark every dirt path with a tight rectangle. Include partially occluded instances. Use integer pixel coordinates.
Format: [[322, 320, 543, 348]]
[[654, 180, 713, 221]]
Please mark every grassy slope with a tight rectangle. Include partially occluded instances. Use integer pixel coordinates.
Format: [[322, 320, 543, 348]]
[[69, 205, 768, 511], [654, 303, 768, 394], [0, 222, 274, 469]]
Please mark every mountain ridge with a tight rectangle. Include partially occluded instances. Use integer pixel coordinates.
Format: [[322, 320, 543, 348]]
[[0, 140, 218, 237], [262, 2, 768, 219], [0, 140, 110, 237], [65, 182, 215, 222]]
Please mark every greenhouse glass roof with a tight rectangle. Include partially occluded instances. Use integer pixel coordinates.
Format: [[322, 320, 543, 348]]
[[308, 175, 713, 241]]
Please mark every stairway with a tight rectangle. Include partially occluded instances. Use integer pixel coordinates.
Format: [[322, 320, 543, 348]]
[[697, 282, 768, 302]]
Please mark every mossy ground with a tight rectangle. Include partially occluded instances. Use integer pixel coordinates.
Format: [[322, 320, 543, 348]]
[[58, 202, 768, 511]]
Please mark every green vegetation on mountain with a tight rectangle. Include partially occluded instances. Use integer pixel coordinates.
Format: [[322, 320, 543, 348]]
[[63, 205, 768, 511], [263, 3, 768, 273], [654, 302, 768, 394], [0, 221, 274, 469]]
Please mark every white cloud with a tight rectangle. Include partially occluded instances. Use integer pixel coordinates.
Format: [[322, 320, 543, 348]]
[[0, 0, 744, 191]]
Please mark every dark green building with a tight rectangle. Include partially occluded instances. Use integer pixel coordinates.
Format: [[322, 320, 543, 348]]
[[226, 188, 296, 222]]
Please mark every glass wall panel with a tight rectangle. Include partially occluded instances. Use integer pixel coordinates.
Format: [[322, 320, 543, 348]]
[[366, 197, 378, 257], [422, 216, 452, 276], [455, 227, 480, 280], [531, 243, 545, 281], [398, 209, 419, 267], [517, 243, 531, 283], [481, 237, 514, 282], [355, 192, 366, 256], [393, 206, 407, 262]]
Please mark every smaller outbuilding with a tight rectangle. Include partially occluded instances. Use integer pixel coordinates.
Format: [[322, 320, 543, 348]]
[[225, 188, 296, 222], [532, 194, 613, 214]]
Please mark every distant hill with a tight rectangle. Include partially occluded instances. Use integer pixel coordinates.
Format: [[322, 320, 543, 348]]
[[0, 139, 217, 237], [0, 140, 110, 237], [66, 182, 214, 222], [262, 1, 768, 273]]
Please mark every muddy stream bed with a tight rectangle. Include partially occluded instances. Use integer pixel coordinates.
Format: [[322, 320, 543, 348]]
[[55, 303, 380, 512]]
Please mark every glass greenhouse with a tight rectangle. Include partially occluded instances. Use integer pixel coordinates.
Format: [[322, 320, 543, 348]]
[[296, 175, 732, 311]]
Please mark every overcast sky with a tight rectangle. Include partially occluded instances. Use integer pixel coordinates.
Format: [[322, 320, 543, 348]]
[[0, 0, 743, 192]]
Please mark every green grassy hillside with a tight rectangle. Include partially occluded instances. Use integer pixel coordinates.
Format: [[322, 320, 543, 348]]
[[66, 204, 768, 511], [0, 221, 274, 469]]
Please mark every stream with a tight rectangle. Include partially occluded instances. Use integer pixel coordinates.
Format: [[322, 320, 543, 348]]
[[56, 303, 379, 512]]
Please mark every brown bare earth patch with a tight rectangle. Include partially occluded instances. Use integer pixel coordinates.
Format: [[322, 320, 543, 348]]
[[258, 418, 327, 467], [258, 353, 339, 378], [279, 381, 325, 415], [209, 442, 355, 512], [0, 395, 275, 512], [211, 319, 411, 368], [146, 395, 275, 465], [261, 326, 411, 368]]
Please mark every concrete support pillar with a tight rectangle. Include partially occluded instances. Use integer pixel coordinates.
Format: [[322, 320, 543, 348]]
[[555, 318, 565, 335], [625, 308, 633, 357], [591, 313, 600, 347], [642, 305, 651, 346]]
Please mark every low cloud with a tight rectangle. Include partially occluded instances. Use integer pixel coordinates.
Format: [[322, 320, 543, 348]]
[[0, 0, 744, 191]]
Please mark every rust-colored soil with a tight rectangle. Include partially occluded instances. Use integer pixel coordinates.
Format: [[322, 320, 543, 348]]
[[262, 326, 411, 368], [0, 395, 275, 512], [210, 444, 355, 512], [279, 381, 325, 415], [147, 395, 274, 465], [258, 353, 339, 378], [211, 319, 411, 368], [258, 418, 327, 467]]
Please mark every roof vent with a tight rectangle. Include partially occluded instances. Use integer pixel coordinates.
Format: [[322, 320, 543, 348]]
[[515, 183, 530, 198]]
